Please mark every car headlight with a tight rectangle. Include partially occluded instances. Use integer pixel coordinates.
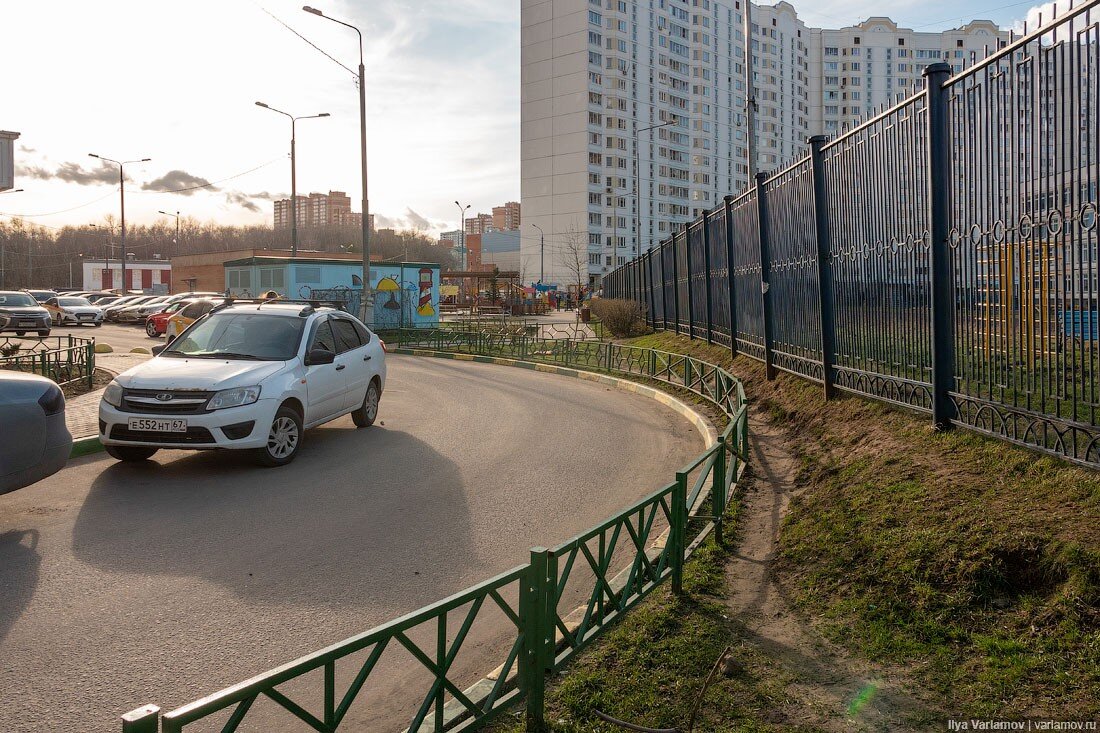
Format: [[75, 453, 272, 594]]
[[103, 381, 123, 408], [208, 385, 262, 410]]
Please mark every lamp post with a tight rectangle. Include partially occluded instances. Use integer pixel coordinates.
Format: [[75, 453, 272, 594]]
[[70, 254, 84, 289], [88, 154, 149, 292], [531, 223, 545, 285], [302, 5, 372, 321], [255, 103, 330, 258], [0, 189, 22, 288], [158, 210, 181, 258], [633, 119, 677, 255], [455, 201, 471, 306]]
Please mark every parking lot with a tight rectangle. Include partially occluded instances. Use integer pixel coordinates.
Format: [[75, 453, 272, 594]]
[[35, 321, 161, 354], [0, 355, 702, 732]]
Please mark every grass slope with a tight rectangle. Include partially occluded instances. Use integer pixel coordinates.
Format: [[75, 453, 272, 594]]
[[625, 332, 1099, 719]]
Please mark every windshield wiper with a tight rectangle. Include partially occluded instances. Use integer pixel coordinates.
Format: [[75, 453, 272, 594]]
[[169, 351, 265, 360]]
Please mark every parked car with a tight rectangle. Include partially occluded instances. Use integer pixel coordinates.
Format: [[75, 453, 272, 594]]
[[100, 302, 386, 466], [164, 298, 228, 340], [145, 300, 194, 337], [24, 289, 58, 303], [43, 296, 105, 327], [0, 291, 52, 337], [103, 295, 159, 321], [118, 297, 176, 324], [85, 292, 121, 304], [0, 372, 73, 494]]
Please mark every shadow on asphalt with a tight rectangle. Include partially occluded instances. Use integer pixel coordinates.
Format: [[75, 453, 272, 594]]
[[69, 424, 474, 609], [0, 529, 40, 644]]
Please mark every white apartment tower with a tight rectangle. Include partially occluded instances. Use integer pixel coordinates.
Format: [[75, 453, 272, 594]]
[[520, 0, 1008, 288]]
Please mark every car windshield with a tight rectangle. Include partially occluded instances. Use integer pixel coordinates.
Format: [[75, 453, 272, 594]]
[[58, 298, 91, 306], [165, 313, 306, 361], [0, 293, 38, 307]]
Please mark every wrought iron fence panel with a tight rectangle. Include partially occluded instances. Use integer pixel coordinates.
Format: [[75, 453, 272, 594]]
[[661, 240, 675, 330], [0, 335, 95, 387], [708, 206, 732, 347], [688, 220, 708, 339], [945, 5, 1100, 463], [675, 229, 690, 333], [762, 159, 825, 382], [822, 93, 934, 410], [730, 188, 765, 360]]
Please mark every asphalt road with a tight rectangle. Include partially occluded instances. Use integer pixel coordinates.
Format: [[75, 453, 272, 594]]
[[26, 321, 160, 354], [0, 355, 702, 732]]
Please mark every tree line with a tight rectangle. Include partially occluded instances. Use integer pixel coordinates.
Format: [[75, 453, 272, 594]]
[[0, 218, 458, 289]]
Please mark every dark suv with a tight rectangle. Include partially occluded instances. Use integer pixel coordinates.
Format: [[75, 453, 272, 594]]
[[0, 291, 52, 337]]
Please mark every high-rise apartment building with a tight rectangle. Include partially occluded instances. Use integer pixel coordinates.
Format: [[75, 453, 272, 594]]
[[273, 191, 367, 230], [492, 201, 522, 231], [520, 0, 1008, 287], [464, 213, 495, 235]]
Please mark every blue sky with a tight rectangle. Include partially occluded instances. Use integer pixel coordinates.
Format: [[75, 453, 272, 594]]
[[0, 0, 1055, 236]]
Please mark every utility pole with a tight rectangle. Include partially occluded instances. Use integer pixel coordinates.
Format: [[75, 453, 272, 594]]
[[634, 121, 676, 255], [455, 201, 471, 304], [742, 1, 758, 179], [158, 210, 180, 258]]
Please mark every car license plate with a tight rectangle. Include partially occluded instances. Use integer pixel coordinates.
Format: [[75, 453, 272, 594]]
[[127, 418, 188, 433], [19, 320, 35, 326]]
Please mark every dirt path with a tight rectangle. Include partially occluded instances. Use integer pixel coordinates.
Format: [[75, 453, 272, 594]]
[[724, 407, 937, 731]]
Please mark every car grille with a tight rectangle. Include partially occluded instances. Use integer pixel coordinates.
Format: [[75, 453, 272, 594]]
[[120, 389, 214, 415], [110, 425, 216, 444]]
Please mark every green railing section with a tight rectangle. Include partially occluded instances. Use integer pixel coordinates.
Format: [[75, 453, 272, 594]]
[[121, 331, 749, 733], [0, 335, 95, 388]]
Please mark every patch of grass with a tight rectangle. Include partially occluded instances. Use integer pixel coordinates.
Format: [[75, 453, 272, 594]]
[[623, 332, 1100, 719], [490, 498, 817, 733]]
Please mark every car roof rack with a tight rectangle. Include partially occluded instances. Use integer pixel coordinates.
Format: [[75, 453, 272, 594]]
[[208, 297, 349, 316]]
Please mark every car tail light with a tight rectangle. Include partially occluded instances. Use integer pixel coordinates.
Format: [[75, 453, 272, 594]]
[[38, 384, 65, 416], [380, 340, 388, 353]]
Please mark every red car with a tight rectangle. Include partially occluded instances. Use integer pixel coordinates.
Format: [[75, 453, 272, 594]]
[[144, 300, 192, 337]]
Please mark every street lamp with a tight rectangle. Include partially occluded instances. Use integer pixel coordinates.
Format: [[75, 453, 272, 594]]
[[454, 202, 471, 307], [531, 224, 545, 285], [89, 153, 150, 292], [158, 210, 181, 258], [70, 254, 84, 289], [255, 102, 330, 258], [633, 119, 678, 255], [302, 5, 372, 322]]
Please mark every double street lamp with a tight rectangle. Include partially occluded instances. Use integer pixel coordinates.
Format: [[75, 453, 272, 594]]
[[255, 102, 330, 258], [88, 153, 150, 291], [302, 5, 372, 321]]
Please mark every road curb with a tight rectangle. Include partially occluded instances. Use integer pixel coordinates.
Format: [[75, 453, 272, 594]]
[[391, 348, 718, 450], [392, 347, 720, 733], [70, 435, 104, 459]]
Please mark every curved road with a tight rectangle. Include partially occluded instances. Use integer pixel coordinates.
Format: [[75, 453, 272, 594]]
[[0, 355, 702, 732]]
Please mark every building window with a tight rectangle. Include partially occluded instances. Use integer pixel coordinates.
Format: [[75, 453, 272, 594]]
[[228, 270, 251, 290], [258, 268, 286, 290], [295, 266, 322, 284]]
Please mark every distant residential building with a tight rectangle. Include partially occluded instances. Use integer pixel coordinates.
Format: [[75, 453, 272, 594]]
[[492, 202, 521, 231], [464, 213, 495, 235], [439, 230, 463, 248], [481, 230, 522, 273], [274, 190, 367, 230], [0, 131, 18, 191]]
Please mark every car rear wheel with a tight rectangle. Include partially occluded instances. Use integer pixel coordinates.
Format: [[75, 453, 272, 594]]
[[254, 405, 303, 467], [145, 320, 158, 337], [15, 331, 25, 336], [352, 380, 380, 428], [37, 330, 50, 337], [105, 445, 159, 462]]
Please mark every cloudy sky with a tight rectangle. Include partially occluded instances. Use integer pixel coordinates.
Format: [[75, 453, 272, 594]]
[[0, 0, 1059, 236]]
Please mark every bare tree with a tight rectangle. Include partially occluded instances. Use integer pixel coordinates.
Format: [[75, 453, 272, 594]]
[[557, 225, 588, 309]]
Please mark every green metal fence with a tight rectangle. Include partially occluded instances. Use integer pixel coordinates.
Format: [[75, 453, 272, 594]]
[[121, 332, 748, 733], [0, 335, 95, 388]]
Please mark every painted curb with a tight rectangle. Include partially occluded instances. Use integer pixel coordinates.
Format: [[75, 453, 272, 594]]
[[70, 436, 104, 459], [394, 346, 724, 733]]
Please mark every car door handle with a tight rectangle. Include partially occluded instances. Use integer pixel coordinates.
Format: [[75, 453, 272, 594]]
[[335, 364, 346, 371], [363, 355, 372, 361]]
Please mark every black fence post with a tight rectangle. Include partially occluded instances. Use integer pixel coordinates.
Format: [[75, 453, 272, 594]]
[[646, 251, 655, 328], [702, 210, 714, 344], [685, 227, 695, 339], [924, 62, 956, 430], [672, 236, 681, 335], [661, 241, 669, 330], [724, 194, 738, 357], [808, 135, 837, 399], [755, 172, 777, 381]]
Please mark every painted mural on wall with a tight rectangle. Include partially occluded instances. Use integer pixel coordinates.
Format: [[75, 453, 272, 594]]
[[370, 266, 439, 329]]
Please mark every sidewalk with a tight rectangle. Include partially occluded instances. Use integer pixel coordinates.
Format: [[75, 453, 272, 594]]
[[66, 353, 152, 439]]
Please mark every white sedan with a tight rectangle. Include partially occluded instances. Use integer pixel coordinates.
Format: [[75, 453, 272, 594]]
[[44, 296, 104, 327], [99, 302, 387, 466]]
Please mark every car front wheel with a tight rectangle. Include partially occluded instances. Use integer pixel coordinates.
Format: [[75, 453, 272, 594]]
[[105, 445, 159, 462], [352, 380, 380, 428], [255, 405, 303, 467], [145, 320, 158, 337]]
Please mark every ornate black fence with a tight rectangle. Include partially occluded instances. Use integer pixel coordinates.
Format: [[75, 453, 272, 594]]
[[605, 1, 1100, 468]]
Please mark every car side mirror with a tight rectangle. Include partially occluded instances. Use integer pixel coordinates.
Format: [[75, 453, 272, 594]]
[[151, 344, 168, 356], [305, 348, 336, 366]]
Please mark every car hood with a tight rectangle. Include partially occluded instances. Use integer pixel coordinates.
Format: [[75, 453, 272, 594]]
[[0, 305, 49, 316], [116, 358, 291, 391]]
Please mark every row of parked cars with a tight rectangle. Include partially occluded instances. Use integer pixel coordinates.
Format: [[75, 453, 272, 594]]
[[0, 288, 224, 337]]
